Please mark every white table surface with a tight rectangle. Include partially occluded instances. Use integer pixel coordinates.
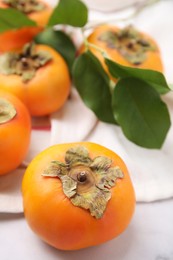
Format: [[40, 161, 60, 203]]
[[0, 199, 173, 260]]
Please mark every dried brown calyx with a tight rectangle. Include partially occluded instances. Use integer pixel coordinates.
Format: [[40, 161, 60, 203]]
[[98, 25, 156, 65], [42, 146, 124, 219], [0, 43, 52, 82], [3, 0, 45, 14], [0, 98, 17, 124]]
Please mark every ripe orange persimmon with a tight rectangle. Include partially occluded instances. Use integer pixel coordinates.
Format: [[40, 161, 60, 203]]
[[0, 43, 71, 116], [0, 27, 42, 53], [81, 24, 163, 74], [22, 142, 135, 250], [0, 0, 52, 52], [0, 91, 31, 175], [0, 0, 52, 27]]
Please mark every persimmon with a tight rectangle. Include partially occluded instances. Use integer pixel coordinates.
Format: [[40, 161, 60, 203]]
[[81, 25, 163, 74], [0, 27, 42, 53], [0, 0, 52, 27], [0, 90, 31, 175], [22, 142, 135, 250], [0, 0, 52, 52], [0, 43, 71, 116]]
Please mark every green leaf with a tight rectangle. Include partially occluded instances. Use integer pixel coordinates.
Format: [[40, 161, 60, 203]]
[[73, 51, 116, 124], [169, 84, 173, 91], [112, 77, 171, 148], [0, 8, 36, 33], [105, 58, 170, 94], [48, 0, 88, 27], [34, 28, 76, 72]]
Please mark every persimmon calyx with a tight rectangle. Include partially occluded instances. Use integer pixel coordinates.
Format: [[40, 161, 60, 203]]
[[3, 0, 45, 14], [0, 98, 17, 124], [42, 146, 124, 219], [0, 43, 52, 82], [98, 25, 156, 65]]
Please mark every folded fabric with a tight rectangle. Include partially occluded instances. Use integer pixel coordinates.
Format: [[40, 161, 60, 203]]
[[83, 0, 145, 12], [0, 169, 24, 213], [50, 88, 97, 144]]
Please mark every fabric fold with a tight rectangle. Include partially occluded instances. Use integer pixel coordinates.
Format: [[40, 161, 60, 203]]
[[50, 88, 98, 145]]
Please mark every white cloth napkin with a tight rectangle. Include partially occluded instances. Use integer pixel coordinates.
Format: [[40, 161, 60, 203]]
[[50, 88, 97, 144], [83, 0, 146, 12], [0, 169, 24, 213], [0, 0, 173, 213]]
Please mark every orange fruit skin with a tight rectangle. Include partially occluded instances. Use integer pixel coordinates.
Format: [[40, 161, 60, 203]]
[[28, 0, 52, 27], [0, 0, 52, 27], [0, 91, 31, 175], [0, 27, 42, 53], [0, 0, 52, 52], [22, 142, 135, 250], [80, 25, 164, 74], [0, 45, 71, 116]]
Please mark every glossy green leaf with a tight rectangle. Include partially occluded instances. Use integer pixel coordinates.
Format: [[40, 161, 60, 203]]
[[0, 8, 36, 33], [105, 58, 170, 94], [73, 51, 116, 124], [48, 0, 88, 27], [112, 77, 171, 148], [34, 28, 76, 71]]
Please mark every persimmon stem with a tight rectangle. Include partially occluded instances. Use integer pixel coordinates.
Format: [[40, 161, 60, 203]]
[[0, 43, 52, 82], [109, 80, 116, 94], [81, 28, 89, 51], [82, 0, 161, 55], [0, 98, 16, 124], [3, 0, 45, 14], [82, 28, 108, 57], [81, 0, 163, 94], [81, 30, 116, 93], [87, 42, 108, 58]]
